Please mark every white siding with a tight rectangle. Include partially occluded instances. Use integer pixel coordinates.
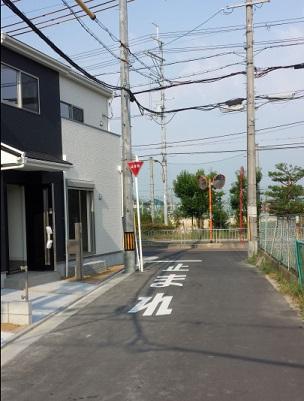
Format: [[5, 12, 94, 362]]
[[62, 119, 123, 256], [60, 74, 122, 257], [59, 75, 110, 129]]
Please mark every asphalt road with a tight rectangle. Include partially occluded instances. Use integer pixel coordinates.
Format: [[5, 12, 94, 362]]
[[2, 249, 304, 401]]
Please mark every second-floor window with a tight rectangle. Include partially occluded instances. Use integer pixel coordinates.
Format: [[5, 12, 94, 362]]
[[60, 101, 84, 123], [1, 63, 39, 113]]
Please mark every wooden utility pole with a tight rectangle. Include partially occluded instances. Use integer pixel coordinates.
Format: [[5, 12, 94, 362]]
[[73, 0, 136, 271], [119, 0, 136, 272]]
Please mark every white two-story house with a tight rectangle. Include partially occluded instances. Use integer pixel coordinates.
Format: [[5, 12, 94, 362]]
[[1, 33, 123, 285]]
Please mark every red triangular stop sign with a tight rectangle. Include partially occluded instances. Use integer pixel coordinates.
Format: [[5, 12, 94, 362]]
[[127, 161, 144, 177]]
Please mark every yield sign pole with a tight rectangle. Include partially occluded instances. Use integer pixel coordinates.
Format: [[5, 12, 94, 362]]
[[128, 159, 144, 272]]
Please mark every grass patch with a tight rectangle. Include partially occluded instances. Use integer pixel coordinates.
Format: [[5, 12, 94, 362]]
[[249, 253, 304, 319]]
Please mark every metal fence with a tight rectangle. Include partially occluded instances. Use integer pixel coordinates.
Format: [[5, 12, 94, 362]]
[[259, 214, 304, 273], [142, 228, 247, 243], [295, 240, 304, 287]]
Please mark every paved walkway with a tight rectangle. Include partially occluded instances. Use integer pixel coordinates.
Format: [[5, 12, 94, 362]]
[[1, 266, 124, 347]]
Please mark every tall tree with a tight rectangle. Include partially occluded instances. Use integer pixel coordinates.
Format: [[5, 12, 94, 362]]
[[173, 169, 227, 228], [229, 168, 262, 226], [265, 163, 304, 215]]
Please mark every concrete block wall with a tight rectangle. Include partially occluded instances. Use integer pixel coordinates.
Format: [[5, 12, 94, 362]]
[[1, 301, 32, 325]]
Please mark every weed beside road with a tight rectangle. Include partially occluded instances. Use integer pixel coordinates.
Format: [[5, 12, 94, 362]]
[[249, 253, 304, 319]]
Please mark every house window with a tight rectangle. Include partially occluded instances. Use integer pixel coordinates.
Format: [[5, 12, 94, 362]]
[[68, 188, 95, 254], [60, 101, 84, 123], [1, 64, 18, 105], [1, 63, 39, 113]]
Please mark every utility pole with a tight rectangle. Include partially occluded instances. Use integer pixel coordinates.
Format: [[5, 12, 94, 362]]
[[225, 0, 269, 257], [151, 24, 168, 225], [149, 157, 155, 222], [246, 0, 258, 257], [160, 42, 169, 226], [119, 0, 136, 272], [74, 0, 136, 271]]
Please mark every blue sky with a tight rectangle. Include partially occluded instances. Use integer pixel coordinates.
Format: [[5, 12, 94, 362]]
[[2, 0, 304, 205]]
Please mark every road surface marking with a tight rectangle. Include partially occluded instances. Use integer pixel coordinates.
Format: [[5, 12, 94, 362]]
[[163, 263, 189, 272], [150, 274, 187, 288], [143, 256, 159, 261], [128, 293, 173, 316]]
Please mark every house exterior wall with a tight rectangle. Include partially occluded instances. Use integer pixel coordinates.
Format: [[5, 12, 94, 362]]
[[1, 47, 62, 158], [1, 46, 66, 273], [61, 119, 123, 258], [59, 76, 109, 130]]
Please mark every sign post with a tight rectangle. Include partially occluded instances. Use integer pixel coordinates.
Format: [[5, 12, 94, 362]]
[[240, 166, 244, 242], [128, 159, 144, 272], [208, 178, 213, 243]]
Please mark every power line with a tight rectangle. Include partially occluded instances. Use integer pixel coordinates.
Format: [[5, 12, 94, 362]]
[[67, 17, 304, 61], [3, 1, 116, 30], [5, 0, 135, 36], [141, 133, 304, 153], [3, 0, 303, 122], [2, 0, 97, 27], [1, 0, 120, 91], [89, 40, 303, 79], [133, 120, 304, 148], [60, 0, 125, 65], [59, 1, 160, 81], [86, 37, 304, 72], [130, 83, 304, 117], [92, 50, 240, 75], [168, 154, 246, 166], [130, 63, 304, 99], [139, 143, 304, 158], [162, 8, 228, 47]]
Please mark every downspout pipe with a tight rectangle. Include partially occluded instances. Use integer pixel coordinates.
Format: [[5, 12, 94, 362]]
[[63, 171, 69, 277]]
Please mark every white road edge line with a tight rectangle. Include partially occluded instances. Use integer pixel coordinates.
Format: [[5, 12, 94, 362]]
[[144, 260, 202, 263]]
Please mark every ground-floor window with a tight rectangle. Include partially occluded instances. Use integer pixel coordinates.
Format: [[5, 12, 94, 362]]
[[68, 188, 95, 254]]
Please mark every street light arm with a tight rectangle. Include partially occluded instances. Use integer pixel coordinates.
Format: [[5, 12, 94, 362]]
[[153, 158, 166, 183]]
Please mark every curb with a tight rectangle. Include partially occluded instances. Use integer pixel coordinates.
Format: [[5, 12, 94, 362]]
[[1, 268, 126, 349]]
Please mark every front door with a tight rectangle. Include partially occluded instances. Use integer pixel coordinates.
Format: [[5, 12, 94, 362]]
[[25, 184, 55, 270], [43, 186, 55, 268], [7, 184, 27, 273]]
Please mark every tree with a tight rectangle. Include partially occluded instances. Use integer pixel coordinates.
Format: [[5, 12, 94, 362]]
[[229, 168, 262, 226], [173, 169, 228, 228], [213, 193, 229, 228], [173, 170, 207, 227], [265, 163, 304, 215]]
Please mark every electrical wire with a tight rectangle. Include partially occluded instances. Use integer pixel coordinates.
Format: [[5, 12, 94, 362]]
[[133, 120, 304, 148], [2, 0, 121, 91], [67, 17, 304, 62], [2, 0, 303, 121], [5, 1, 135, 36], [139, 144, 304, 158], [162, 8, 228, 47], [61, 0, 125, 65]]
